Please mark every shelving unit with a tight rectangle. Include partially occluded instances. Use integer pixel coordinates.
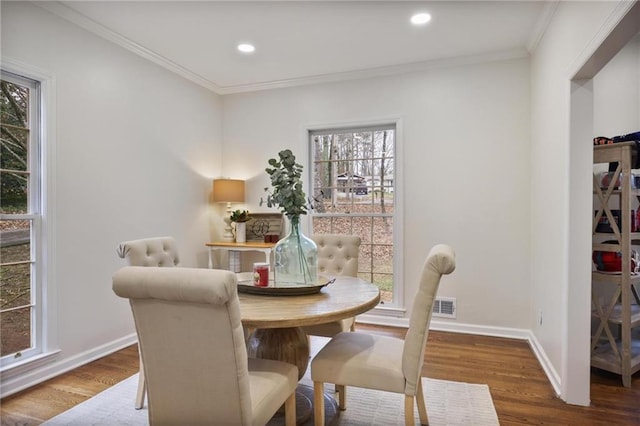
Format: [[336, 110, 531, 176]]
[[592, 142, 640, 387]]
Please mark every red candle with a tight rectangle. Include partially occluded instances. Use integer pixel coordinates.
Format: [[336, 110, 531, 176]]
[[253, 262, 269, 287]]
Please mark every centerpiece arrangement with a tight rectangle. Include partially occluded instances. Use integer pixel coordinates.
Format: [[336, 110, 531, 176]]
[[261, 149, 318, 285], [230, 209, 251, 243]]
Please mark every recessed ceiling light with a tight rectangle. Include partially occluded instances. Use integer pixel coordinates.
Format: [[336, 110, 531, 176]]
[[410, 13, 431, 26], [237, 43, 255, 54]]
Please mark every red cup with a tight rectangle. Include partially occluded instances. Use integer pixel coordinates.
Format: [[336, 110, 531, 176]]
[[253, 262, 269, 287]]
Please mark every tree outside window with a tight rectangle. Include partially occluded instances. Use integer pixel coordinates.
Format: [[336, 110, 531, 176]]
[[310, 126, 395, 303], [1, 74, 39, 362]]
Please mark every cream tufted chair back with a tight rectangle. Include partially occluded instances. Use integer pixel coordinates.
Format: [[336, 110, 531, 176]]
[[312, 234, 361, 278], [112, 267, 297, 426], [116, 236, 180, 409], [303, 234, 361, 338], [117, 236, 180, 268]]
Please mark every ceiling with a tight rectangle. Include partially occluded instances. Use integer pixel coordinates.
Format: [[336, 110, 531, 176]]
[[40, 1, 554, 94]]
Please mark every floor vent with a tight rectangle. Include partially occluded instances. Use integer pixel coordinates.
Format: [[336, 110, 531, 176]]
[[433, 297, 456, 319]]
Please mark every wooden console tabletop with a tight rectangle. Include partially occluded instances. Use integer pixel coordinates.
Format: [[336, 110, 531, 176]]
[[206, 241, 276, 249], [206, 241, 276, 270]]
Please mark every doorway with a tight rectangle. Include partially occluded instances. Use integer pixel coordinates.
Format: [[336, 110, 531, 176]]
[[568, 1, 640, 405]]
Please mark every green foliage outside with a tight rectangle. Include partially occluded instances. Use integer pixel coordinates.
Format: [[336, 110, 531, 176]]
[[1, 78, 33, 356], [1, 80, 29, 213]]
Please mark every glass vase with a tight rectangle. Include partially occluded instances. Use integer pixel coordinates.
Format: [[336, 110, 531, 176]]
[[274, 216, 318, 286]]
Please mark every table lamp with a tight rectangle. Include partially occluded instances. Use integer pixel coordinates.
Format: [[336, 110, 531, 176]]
[[213, 178, 245, 241]]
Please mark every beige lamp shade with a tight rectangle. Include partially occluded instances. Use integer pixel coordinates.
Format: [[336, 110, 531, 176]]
[[212, 179, 245, 203]]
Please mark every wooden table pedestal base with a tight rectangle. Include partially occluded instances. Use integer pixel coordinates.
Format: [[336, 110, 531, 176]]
[[247, 328, 339, 425], [247, 327, 310, 379]]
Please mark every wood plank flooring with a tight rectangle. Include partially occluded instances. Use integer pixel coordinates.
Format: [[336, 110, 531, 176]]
[[1, 325, 639, 425]]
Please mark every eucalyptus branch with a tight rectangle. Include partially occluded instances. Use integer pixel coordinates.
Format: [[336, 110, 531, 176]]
[[260, 149, 312, 219]]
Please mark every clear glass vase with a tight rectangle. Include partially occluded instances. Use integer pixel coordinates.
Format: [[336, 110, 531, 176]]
[[274, 216, 318, 286]]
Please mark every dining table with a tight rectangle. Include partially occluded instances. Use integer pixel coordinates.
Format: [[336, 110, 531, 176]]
[[237, 274, 381, 425]]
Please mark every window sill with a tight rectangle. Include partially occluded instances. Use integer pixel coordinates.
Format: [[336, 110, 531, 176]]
[[1, 349, 61, 381]]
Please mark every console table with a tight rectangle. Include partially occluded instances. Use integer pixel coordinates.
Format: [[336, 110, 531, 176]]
[[206, 241, 276, 272]]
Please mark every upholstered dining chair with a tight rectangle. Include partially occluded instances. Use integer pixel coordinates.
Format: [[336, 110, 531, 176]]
[[302, 234, 362, 337], [117, 236, 180, 268], [311, 244, 456, 426], [116, 236, 180, 409], [112, 266, 298, 426]]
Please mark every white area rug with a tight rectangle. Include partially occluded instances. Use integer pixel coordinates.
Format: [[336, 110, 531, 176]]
[[43, 373, 499, 426]]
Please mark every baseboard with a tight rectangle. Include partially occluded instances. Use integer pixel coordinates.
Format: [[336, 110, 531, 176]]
[[0, 333, 138, 399], [359, 314, 530, 337], [526, 330, 562, 397], [357, 315, 562, 397], [429, 319, 532, 340]]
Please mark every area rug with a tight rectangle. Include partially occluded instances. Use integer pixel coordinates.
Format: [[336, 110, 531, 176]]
[[42, 373, 499, 426]]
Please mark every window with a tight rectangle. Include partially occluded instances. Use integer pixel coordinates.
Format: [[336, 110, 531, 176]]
[[1, 71, 43, 367], [310, 125, 397, 305]]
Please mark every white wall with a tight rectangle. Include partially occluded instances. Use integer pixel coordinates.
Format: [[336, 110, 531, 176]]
[[1, 2, 223, 396], [530, 0, 636, 404], [594, 34, 640, 135], [222, 57, 532, 330]]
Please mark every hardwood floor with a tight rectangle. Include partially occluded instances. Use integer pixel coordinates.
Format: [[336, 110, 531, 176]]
[[1, 325, 639, 425]]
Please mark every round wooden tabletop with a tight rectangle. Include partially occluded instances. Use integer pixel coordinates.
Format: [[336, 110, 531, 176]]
[[239, 276, 381, 328]]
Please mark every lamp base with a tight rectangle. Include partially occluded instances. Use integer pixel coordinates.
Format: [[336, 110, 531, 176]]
[[223, 206, 235, 242], [223, 218, 234, 242]]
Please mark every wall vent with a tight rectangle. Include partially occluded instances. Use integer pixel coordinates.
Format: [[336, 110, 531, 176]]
[[433, 297, 456, 319]]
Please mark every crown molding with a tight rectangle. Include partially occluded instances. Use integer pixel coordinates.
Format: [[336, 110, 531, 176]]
[[36, 1, 529, 96], [526, 1, 559, 53], [35, 1, 223, 94], [218, 48, 530, 95]]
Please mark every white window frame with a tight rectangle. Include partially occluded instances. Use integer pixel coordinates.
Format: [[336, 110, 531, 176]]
[[305, 118, 405, 315], [1, 59, 58, 377]]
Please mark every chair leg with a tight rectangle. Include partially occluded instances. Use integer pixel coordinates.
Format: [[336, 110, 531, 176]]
[[416, 382, 428, 425], [314, 381, 325, 426], [404, 395, 416, 426], [336, 384, 346, 410], [135, 357, 146, 409], [284, 391, 296, 426]]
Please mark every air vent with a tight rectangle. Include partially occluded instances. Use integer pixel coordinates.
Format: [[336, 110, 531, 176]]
[[433, 297, 456, 319]]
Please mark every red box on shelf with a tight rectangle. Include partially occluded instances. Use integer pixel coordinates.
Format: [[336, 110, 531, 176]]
[[264, 234, 280, 243]]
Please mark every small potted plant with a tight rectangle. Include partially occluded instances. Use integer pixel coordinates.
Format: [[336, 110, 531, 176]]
[[230, 209, 251, 243], [230, 209, 251, 223]]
